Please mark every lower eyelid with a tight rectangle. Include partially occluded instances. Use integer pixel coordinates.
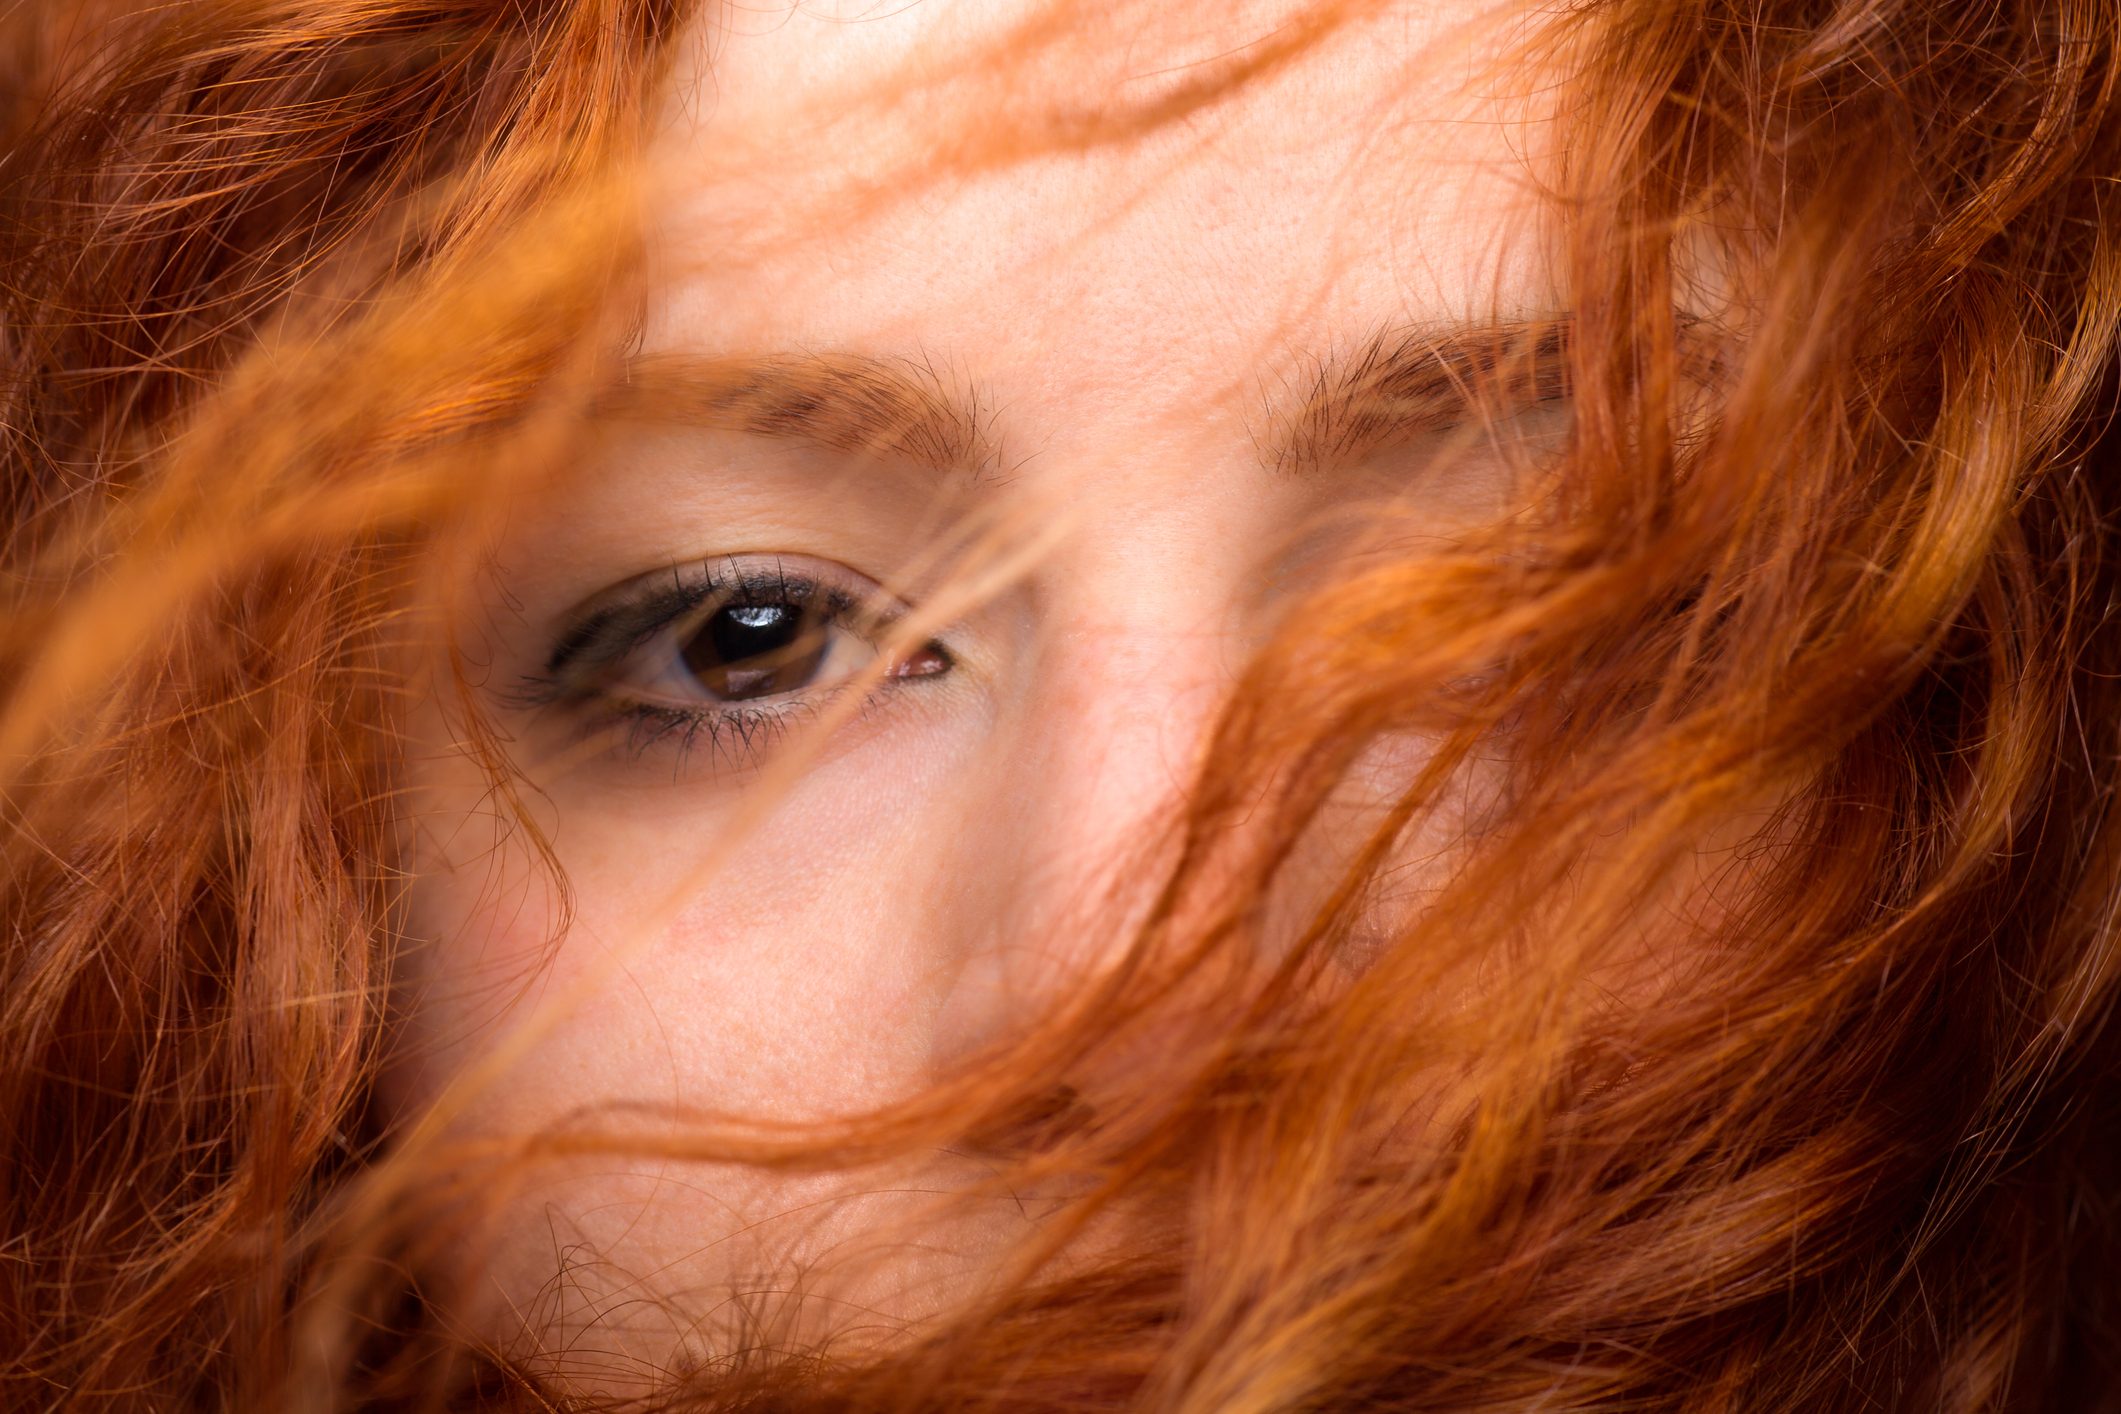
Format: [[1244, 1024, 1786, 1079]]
[[616, 700, 813, 766], [590, 655, 950, 769]]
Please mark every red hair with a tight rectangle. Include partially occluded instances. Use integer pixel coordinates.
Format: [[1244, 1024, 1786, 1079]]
[[3, 0, 2119, 1408]]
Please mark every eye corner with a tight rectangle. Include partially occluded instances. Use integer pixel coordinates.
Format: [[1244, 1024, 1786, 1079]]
[[889, 641, 954, 680]]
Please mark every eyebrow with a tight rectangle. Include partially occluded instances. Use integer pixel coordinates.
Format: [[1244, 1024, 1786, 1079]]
[[605, 319, 1569, 481], [1265, 318, 1571, 476], [604, 350, 1001, 477]]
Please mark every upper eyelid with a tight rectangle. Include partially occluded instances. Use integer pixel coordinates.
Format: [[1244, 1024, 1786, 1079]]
[[540, 557, 892, 682], [543, 581, 694, 677]]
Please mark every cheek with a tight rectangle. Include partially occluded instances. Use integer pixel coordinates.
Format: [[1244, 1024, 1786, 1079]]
[[381, 740, 567, 1132], [1247, 729, 1506, 957], [384, 737, 1037, 1382], [387, 721, 971, 1140]]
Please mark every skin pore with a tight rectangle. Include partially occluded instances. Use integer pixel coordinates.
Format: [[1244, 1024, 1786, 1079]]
[[391, 0, 1560, 1387]]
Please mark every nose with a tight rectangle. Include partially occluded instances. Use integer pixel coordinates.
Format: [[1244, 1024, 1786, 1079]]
[[923, 560, 1242, 1071]]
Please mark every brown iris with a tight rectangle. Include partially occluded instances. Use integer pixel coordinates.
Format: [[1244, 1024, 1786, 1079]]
[[679, 602, 831, 701]]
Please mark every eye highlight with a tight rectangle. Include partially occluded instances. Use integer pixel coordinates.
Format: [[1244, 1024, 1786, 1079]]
[[516, 554, 951, 767]]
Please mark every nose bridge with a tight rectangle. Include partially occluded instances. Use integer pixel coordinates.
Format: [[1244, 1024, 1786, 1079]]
[[925, 593, 1236, 1066], [1044, 612, 1225, 833]]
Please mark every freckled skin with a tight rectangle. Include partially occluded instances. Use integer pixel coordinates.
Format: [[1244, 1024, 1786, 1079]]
[[392, 0, 1555, 1386]]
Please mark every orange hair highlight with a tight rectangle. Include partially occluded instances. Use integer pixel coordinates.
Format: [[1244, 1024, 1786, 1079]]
[[3, 1, 2119, 1410]]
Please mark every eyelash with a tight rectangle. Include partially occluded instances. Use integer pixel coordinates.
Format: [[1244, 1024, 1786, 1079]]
[[512, 557, 948, 769], [585, 696, 825, 770]]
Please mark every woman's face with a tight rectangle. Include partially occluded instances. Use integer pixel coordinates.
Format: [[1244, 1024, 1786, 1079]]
[[397, 0, 1555, 1374]]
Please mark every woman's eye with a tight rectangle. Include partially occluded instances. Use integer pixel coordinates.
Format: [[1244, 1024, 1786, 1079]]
[[522, 556, 952, 765]]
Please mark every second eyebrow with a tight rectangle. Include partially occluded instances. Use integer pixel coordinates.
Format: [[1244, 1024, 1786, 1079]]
[[1268, 319, 1573, 477]]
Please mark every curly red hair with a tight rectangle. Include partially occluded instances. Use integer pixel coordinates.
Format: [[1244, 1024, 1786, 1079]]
[[3, 0, 2119, 1408]]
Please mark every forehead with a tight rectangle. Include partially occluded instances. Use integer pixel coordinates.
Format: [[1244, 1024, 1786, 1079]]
[[644, 0, 1559, 423]]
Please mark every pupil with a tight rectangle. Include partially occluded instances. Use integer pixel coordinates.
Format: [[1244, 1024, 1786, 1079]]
[[681, 600, 828, 700]]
